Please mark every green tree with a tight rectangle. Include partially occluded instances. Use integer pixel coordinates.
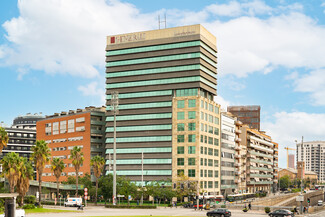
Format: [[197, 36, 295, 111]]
[[0, 127, 9, 153], [90, 155, 105, 205], [279, 175, 291, 189], [117, 176, 138, 205], [16, 157, 33, 206], [175, 173, 197, 202], [31, 140, 51, 205], [69, 146, 84, 197], [98, 174, 113, 205], [51, 157, 65, 200], [1, 152, 20, 193]]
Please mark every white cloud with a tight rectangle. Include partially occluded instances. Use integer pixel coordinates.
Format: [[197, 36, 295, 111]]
[[1, 0, 156, 78], [78, 81, 105, 105], [263, 111, 325, 168], [214, 95, 230, 110], [292, 68, 325, 106]]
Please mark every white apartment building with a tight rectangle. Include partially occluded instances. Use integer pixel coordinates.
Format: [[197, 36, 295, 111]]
[[296, 141, 325, 182], [220, 112, 236, 195]]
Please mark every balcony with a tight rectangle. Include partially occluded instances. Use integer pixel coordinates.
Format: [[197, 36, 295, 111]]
[[249, 181, 273, 185], [91, 120, 103, 125], [249, 143, 273, 153], [235, 129, 242, 134], [250, 173, 273, 178], [235, 145, 241, 151], [250, 158, 273, 165], [91, 138, 104, 143], [235, 162, 242, 167], [249, 166, 273, 172], [235, 171, 242, 175], [249, 151, 273, 159], [235, 154, 240, 158], [235, 137, 242, 142], [249, 135, 274, 147]]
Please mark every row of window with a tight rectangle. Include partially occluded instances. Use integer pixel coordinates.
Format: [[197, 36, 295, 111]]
[[201, 124, 219, 135], [106, 90, 172, 100], [221, 170, 235, 176], [201, 112, 219, 124], [175, 88, 198, 97], [106, 170, 172, 176], [200, 181, 219, 189], [118, 101, 172, 110], [48, 136, 83, 144], [106, 124, 172, 132], [200, 170, 219, 178], [200, 135, 219, 146], [177, 134, 196, 143], [177, 158, 196, 166], [177, 169, 196, 177], [200, 147, 219, 156], [4, 146, 31, 151], [106, 136, 172, 143], [105, 147, 172, 154], [51, 145, 83, 152], [177, 123, 196, 131], [177, 111, 196, 120], [108, 159, 172, 165], [8, 132, 35, 138], [201, 100, 219, 114], [106, 76, 216, 90], [177, 146, 196, 154], [177, 99, 196, 108], [200, 158, 219, 167], [106, 113, 172, 121], [8, 139, 34, 145]]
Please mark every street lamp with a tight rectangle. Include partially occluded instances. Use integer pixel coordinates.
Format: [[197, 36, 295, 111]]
[[110, 91, 119, 205]]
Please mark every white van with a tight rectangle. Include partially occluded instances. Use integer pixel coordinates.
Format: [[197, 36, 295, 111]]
[[64, 198, 82, 207], [318, 200, 323, 206]]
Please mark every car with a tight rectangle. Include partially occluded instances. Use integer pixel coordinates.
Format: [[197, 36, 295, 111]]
[[206, 208, 231, 217], [318, 200, 323, 206], [268, 209, 294, 217]]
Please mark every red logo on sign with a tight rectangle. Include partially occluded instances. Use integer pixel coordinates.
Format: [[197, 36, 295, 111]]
[[110, 37, 115, 44]]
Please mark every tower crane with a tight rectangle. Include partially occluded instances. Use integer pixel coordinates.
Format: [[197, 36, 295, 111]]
[[284, 147, 296, 168]]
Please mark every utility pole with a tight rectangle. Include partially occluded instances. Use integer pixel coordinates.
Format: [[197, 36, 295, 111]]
[[111, 91, 119, 205]]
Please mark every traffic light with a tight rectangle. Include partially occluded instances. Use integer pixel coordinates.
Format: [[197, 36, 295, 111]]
[[307, 198, 310, 203]]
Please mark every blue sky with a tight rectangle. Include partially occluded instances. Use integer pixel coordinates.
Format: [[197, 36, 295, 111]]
[[1, 0, 325, 168]]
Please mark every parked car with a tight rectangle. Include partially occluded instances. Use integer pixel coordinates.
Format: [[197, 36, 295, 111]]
[[318, 200, 323, 206], [268, 209, 294, 217], [206, 208, 231, 217]]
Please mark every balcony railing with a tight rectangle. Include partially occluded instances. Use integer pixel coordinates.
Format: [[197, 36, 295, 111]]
[[249, 135, 274, 147], [250, 158, 273, 165], [249, 181, 273, 185], [249, 166, 273, 172], [249, 143, 273, 153], [249, 151, 273, 159], [250, 174, 273, 178]]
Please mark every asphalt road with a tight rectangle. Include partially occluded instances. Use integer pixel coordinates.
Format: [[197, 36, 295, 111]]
[[26, 206, 270, 217]]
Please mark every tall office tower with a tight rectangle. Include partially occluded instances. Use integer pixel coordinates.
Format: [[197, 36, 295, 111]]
[[297, 141, 325, 182], [105, 25, 221, 194], [227, 105, 260, 131], [220, 112, 236, 195], [36, 106, 106, 182], [288, 154, 295, 169], [2, 113, 44, 160]]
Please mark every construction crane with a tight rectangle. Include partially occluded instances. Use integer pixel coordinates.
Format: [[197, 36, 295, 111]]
[[284, 147, 296, 168]]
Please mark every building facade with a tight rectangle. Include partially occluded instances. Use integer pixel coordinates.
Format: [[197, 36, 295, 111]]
[[227, 105, 260, 131], [288, 154, 295, 169], [220, 112, 236, 195], [36, 106, 106, 182], [2, 113, 44, 160], [279, 168, 317, 183], [296, 141, 325, 182], [105, 25, 221, 194]]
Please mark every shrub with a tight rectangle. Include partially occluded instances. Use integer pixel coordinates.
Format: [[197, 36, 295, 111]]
[[22, 204, 36, 209], [24, 196, 36, 204], [221, 205, 226, 208], [265, 207, 271, 213], [105, 205, 156, 209]]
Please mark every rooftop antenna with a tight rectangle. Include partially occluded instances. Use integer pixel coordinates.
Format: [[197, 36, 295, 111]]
[[158, 13, 167, 29]]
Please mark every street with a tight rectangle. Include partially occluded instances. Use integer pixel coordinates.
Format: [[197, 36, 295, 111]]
[[26, 206, 269, 217]]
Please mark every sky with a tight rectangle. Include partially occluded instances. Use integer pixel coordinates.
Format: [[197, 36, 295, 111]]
[[1, 0, 325, 169]]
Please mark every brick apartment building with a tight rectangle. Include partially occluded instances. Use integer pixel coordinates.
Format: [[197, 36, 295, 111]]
[[36, 106, 106, 182]]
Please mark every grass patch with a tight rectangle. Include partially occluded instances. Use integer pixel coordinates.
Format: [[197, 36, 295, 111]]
[[24, 207, 80, 213]]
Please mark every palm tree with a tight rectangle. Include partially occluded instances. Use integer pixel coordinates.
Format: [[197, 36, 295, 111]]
[[90, 155, 105, 205], [0, 127, 9, 153], [31, 140, 51, 205], [51, 157, 65, 200], [69, 146, 84, 196], [17, 157, 33, 206], [1, 152, 20, 193]]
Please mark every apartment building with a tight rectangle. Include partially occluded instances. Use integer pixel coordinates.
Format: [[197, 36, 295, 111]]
[[227, 105, 260, 131], [234, 120, 247, 193], [296, 141, 325, 182], [220, 112, 236, 195], [2, 113, 44, 160], [36, 106, 106, 182], [105, 24, 221, 194]]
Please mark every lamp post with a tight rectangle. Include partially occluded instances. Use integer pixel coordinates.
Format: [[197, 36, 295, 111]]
[[110, 91, 119, 205]]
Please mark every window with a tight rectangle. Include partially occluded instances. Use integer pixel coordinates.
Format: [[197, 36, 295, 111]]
[[215, 106, 219, 114], [215, 181, 219, 188], [214, 138, 219, 146], [177, 123, 185, 131], [208, 137, 213, 145], [204, 136, 207, 144], [208, 181, 213, 188], [177, 135, 185, 143], [200, 135, 203, 143], [214, 160, 219, 167], [200, 158, 203, 166], [204, 147, 207, 155], [200, 147, 203, 154], [53, 122, 59, 135], [215, 171, 219, 178], [201, 100, 204, 108], [188, 146, 196, 154], [208, 148, 213, 156], [188, 158, 196, 165], [204, 158, 207, 166], [177, 100, 185, 108], [68, 119, 75, 133], [214, 149, 219, 156], [177, 112, 185, 120], [177, 146, 184, 154], [214, 128, 219, 135], [200, 170, 203, 177], [208, 159, 213, 166], [188, 123, 196, 131], [188, 111, 196, 119], [188, 99, 196, 107], [175, 88, 198, 97], [177, 158, 184, 166], [201, 123, 204, 131], [177, 170, 184, 176], [188, 134, 196, 142], [188, 169, 196, 177], [208, 170, 213, 177], [208, 126, 213, 134], [215, 117, 219, 124], [201, 112, 204, 120], [204, 170, 207, 177]]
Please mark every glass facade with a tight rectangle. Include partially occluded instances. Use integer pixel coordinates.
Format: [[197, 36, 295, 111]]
[[105, 147, 172, 154], [106, 136, 172, 143], [105, 124, 172, 132], [106, 113, 172, 121], [106, 90, 172, 99]]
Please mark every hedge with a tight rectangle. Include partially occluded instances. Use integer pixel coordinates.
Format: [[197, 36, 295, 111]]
[[105, 205, 156, 209]]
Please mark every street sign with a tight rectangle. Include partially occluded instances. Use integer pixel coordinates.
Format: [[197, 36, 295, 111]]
[[296, 195, 304, 202], [84, 188, 88, 192], [85, 192, 88, 196], [84, 196, 87, 200]]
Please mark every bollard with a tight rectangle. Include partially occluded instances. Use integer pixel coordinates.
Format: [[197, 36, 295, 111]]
[[5, 198, 15, 217]]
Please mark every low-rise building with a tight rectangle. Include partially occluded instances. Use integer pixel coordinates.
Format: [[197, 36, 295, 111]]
[[279, 168, 318, 183], [36, 106, 106, 182]]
